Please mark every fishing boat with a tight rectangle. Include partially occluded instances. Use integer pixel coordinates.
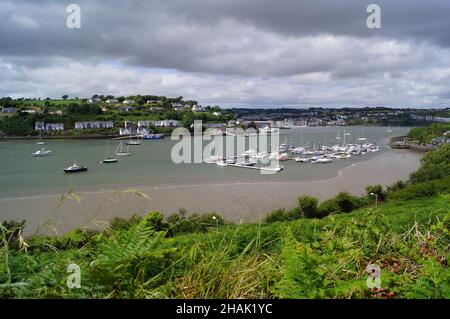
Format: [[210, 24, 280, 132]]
[[32, 147, 51, 157], [63, 163, 88, 173], [115, 142, 131, 156]]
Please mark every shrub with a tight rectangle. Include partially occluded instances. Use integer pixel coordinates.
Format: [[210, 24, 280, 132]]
[[335, 192, 358, 213], [410, 144, 450, 183], [285, 207, 303, 221], [318, 199, 340, 217], [167, 210, 226, 235], [145, 211, 168, 231], [365, 184, 387, 202], [390, 181, 439, 201], [110, 214, 143, 231], [264, 209, 286, 224], [297, 196, 319, 218], [387, 180, 407, 193]]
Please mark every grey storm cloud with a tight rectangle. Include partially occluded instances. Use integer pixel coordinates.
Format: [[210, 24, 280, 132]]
[[1, 0, 450, 107]]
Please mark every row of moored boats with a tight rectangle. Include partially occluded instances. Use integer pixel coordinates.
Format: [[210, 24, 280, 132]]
[[31, 136, 148, 173]]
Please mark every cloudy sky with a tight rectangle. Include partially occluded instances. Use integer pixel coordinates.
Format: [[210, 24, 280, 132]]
[[1, 0, 450, 108]]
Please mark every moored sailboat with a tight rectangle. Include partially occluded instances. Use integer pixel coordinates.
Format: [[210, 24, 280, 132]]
[[115, 141, 131, 156], [101, 141, 118, 163]]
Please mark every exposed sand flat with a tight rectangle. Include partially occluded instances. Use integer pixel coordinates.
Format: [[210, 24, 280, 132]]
[[0, 149, 421, 235]]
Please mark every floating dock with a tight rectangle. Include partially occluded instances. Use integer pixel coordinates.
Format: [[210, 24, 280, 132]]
[[224, 163, 284, 172]]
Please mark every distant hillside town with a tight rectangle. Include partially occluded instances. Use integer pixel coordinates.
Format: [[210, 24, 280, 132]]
[[0, 95, 449, 137]]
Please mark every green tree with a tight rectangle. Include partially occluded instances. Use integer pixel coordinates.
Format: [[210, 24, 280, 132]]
[[335, 192, 356, 213], [62, 95, 69, 100], [297, 196, 319, 218], [410, 144, 450, 183], [182, 112, 194, 128], [365, 184, 387, 202]]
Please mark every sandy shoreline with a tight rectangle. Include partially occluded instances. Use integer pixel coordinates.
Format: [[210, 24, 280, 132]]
[[0, 149, 422, 235]]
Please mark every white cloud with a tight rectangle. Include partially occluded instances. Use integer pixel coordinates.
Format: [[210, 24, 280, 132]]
[[1, 55, 450, 108], [9, 14, 40, 29], [1, 0, 450, 107]]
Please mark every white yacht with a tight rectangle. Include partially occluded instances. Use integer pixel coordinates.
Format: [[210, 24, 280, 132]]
[[32, 148, 52, 157], [312, 157, 333, 164], [294, 157, 311, 163]]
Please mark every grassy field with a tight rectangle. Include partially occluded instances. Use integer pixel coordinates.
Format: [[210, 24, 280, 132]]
[[0, 194, 448, 299]]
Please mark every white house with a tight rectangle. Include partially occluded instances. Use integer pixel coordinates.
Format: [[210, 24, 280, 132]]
[[137, 127, 149, 135], [192, 105, 205, 112], [45, 123, 64, 131], [74, 121, 114, 130], [87, 98, 101, 104], [48, 110, 63, 115], [1, 107, 17, 113], [119, 128, 132, 136], [149, 107, 165, 112], [153, 119, 180, 127], [35, 121, 64, 131], [106, 99, 118, 104], [146, 100, 162, 104], [123, 99, 136, 105], [35, 121, 45, 131], [137, 119, 180, 128]]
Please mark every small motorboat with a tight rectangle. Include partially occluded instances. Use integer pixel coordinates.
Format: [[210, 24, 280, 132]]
[[32, 148, 52, 157], [142, 134, 164, 140], [216, 161, 228, 167], [277, 153, 290, 161], [226, 158, 236, 164], [64, 163, 88, 173], [312, 158, 333, 164], [261, 165, 284, 172], [294, 157, 311, 163]]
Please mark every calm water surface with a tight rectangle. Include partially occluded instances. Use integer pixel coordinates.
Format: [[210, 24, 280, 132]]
[[0, 126, 413, 198]]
